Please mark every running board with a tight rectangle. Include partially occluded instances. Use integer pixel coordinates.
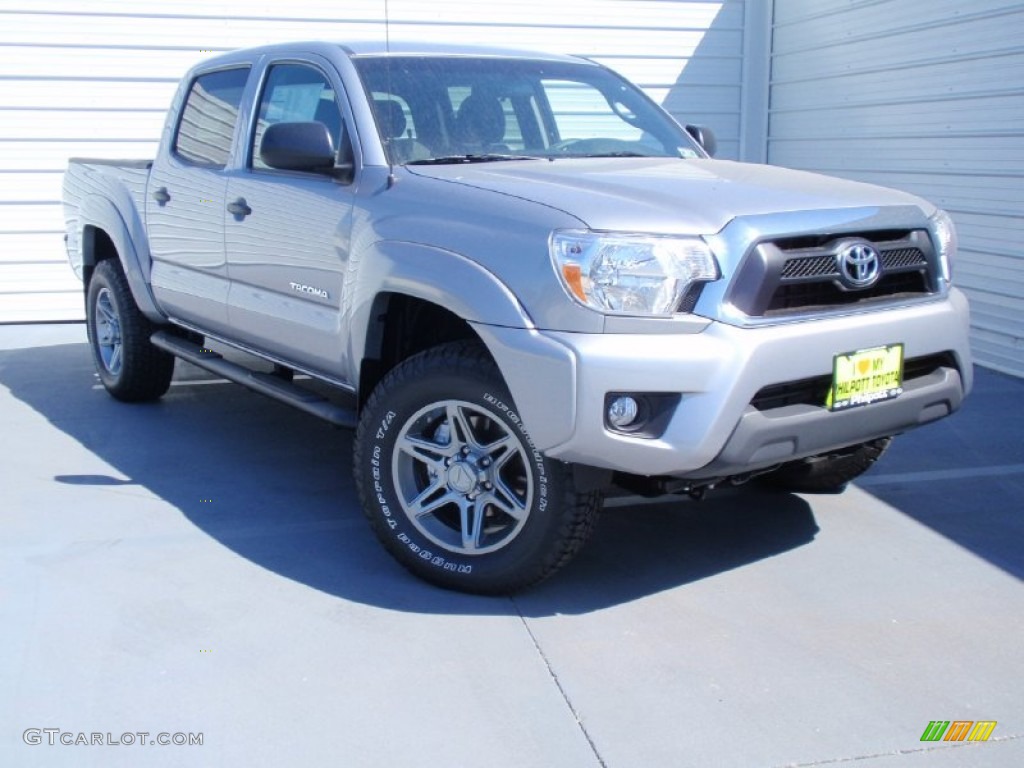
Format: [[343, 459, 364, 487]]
[[151, 331, 357, 428]]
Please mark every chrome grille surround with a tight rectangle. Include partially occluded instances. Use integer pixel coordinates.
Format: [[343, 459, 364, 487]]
[[723, 229, 938, 319]]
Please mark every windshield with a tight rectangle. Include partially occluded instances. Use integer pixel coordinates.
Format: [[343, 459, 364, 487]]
[[352, 55, 702, 165]]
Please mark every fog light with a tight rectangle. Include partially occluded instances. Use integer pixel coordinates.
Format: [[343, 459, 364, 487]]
[[607, 396, 639, 428]]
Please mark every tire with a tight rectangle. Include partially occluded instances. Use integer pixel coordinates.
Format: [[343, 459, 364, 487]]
[[764, 437, 892, 493], [354, 341, 602, 594], [86, 259, 174, 402]]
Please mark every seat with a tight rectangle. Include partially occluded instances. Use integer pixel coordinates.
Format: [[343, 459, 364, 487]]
[[454, 93, 508, 153], [373, 98, 429, 163], [313, 99, 343, 154], [374, 99, 407, 143]]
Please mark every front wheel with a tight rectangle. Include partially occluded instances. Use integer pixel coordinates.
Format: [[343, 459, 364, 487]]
[[354, 342, 601, 594]]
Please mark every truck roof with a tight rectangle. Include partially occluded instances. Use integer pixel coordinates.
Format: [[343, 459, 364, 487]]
[[193, 40, 589, 70]]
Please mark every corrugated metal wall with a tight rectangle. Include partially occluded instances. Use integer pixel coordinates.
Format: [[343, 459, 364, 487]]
[[0, 0, 747, 323], [769, 0, 1024, 377]]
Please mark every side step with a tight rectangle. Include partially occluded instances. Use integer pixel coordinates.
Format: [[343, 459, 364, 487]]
[[151, 330, 357, 428]]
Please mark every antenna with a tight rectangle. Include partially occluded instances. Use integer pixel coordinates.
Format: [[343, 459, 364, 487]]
[[384, 0, 396, 186]]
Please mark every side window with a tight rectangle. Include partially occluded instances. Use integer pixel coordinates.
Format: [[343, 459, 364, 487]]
[[174, 67, 250, 167], [252, 63, 344, 171]]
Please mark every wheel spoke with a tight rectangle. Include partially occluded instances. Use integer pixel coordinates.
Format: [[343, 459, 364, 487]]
[[485, 479, 529, 521], [482, 434, 516, 467], [459, 498, 486, 551], [398, 433, 452, 470], [446, 403, 477, 450], [408, 484, 458, 519], [108, 343, 122, 373], [97, 299, 117, 326]]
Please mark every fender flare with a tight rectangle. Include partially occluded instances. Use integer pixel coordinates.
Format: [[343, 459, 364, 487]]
[[77, 193, 166, 323], [350, 239, 534, 365]]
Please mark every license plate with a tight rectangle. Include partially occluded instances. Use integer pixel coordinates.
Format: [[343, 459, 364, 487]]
[[828, 344, 904, 411]]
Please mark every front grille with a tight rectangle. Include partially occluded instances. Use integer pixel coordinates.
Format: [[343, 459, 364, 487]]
[[781, 255, 837, 279], [728, 229, 938, 318], [779, 248, 927, 282], [767, 271, 929, 314], [750, 352, 958, 411], [881, 247, 929, 270]]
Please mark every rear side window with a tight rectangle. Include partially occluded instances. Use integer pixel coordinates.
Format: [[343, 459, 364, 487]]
[[174, 67, 250, 167]]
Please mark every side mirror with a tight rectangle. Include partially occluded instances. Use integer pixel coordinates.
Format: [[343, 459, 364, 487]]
[[260, 122, 345, 176], [685, 124, 717, 157]]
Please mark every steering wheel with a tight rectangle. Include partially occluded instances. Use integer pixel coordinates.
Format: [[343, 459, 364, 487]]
[[549, 137, 643, 155]]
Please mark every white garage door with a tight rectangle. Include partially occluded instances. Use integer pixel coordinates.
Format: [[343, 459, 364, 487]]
[[0, 0, 750, 324], [768, 0, 1024, 377]]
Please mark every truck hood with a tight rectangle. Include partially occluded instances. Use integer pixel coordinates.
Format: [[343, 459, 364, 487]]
[[406, 157, 932, 234]]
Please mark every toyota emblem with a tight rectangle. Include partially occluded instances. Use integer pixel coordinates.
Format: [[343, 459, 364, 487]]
[[836, 242, 882, 289]]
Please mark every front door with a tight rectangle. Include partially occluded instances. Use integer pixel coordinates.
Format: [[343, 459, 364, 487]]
[[223, 59, 356, 380]]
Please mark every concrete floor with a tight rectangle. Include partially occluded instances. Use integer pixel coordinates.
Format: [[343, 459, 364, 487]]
[[1, 323, 1021, 767]]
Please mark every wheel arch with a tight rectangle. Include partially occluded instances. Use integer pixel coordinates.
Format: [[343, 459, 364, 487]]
[[358, 292, 488, 409], [352, 241, 534, 406], [76, 194, 165, 323]]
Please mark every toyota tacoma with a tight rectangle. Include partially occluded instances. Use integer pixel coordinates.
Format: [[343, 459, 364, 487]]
[[63, 41, 972, 593]]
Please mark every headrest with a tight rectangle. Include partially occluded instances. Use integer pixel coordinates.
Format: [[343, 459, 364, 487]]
[[455, 93, 505, 146], [374, 99, 407, 141]]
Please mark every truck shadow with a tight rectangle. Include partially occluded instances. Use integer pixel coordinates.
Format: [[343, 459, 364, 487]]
[[855, 366, 1024, 582], [2, 339, 819, 616]]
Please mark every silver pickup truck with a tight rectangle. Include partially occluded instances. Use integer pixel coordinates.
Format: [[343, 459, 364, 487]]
[[64, 41, 972, 594]]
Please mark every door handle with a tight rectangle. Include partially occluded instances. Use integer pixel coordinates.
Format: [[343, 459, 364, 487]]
[[227, 198, 252, 218], [151, 186, 171, 205]]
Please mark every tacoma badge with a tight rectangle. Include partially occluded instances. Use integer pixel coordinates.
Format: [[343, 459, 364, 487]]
[[289, 282, 329, 299]]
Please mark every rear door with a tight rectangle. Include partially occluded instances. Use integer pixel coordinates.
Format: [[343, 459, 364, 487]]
[[223, 57, 357, 378], [146, 66, 250, 334]]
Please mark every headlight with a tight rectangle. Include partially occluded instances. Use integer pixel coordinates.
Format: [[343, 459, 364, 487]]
[[550, 230, 719, 315], [930, 209, 957, 284]]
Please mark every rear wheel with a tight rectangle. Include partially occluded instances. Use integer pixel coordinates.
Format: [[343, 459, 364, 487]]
[[764, 438, 892, 493], [354, 341, 602, 594], [86, 259, 174, 402]]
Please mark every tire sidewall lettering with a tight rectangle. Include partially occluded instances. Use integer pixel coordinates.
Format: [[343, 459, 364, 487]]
[[370, 443, 396, 528], [483, 392, 548, 512]]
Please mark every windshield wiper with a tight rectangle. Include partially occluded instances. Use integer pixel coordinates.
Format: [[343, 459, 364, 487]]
[[407, 154, 535, 165], [568, 151, 652, 159]]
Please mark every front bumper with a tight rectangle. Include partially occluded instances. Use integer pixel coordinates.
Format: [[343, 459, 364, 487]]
[[476, 289, 972, 478]]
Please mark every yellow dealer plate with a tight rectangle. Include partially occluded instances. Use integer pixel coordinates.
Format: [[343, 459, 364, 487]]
[[828, 344, 904, 411]]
